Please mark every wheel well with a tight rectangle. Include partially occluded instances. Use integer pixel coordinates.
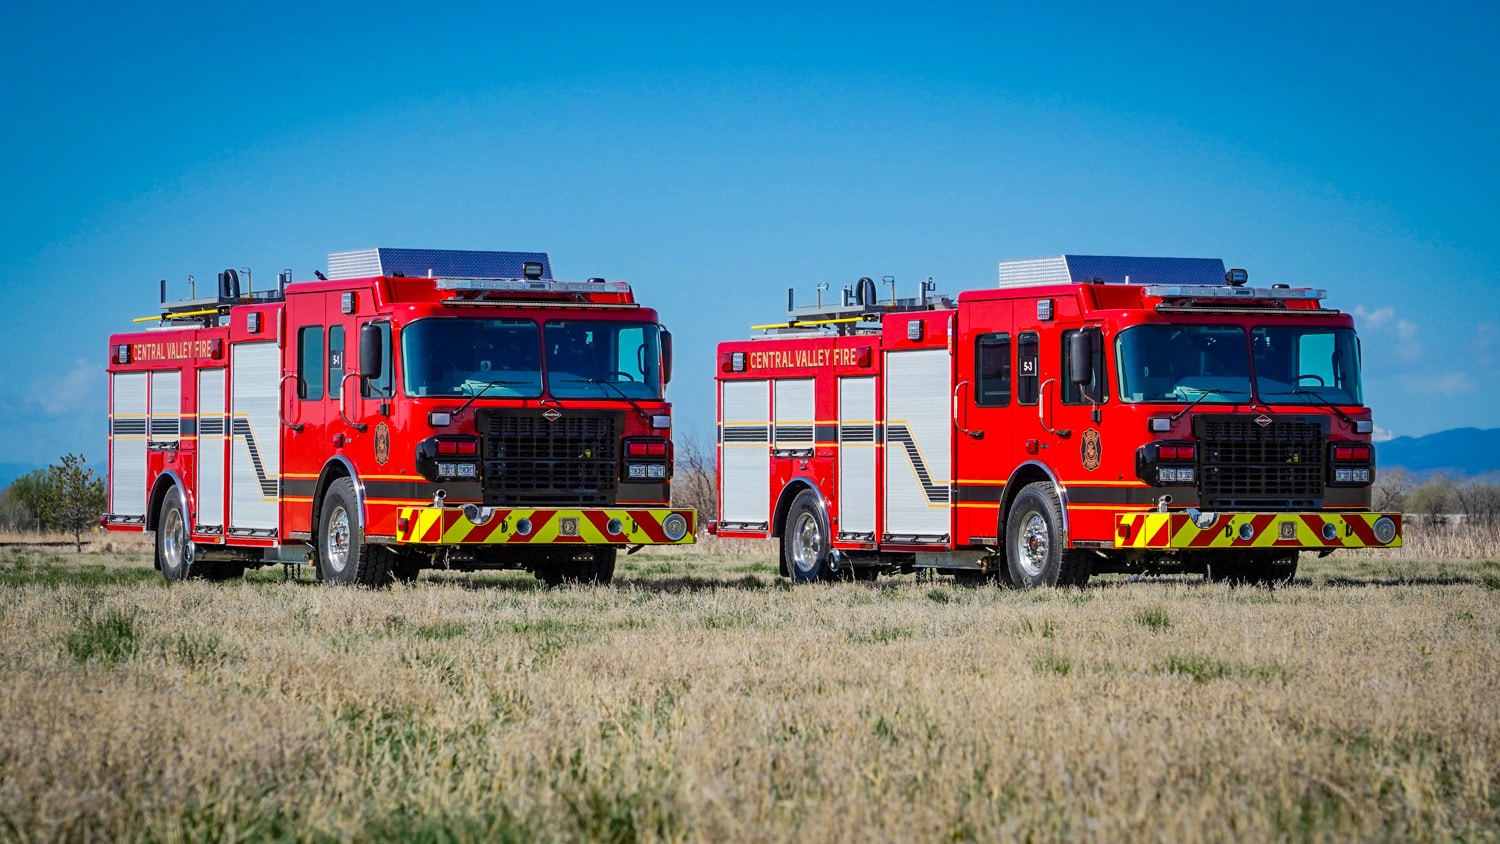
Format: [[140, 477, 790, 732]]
[[311, 461, 354, 538], [145, 474, 181, 531], [771, 479, 818, 539], [1000, 465, 1056, 538]]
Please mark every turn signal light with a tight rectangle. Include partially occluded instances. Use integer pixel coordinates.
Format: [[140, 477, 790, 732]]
[[1158, 444, 1196, 461], [437, 439, 478, 455], [627, 440, 668, 457], [1333, 445, 1371, 461]]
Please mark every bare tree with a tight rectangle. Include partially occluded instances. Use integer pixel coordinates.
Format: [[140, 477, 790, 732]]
[[1372, 466, 1410, 513], [672, 431, 717, 531]]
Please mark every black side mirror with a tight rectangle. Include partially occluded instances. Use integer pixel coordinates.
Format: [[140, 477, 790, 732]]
[[660, 328, 673, 384], [1068, 330, 1096, 385], [359, 323, 384, 380]]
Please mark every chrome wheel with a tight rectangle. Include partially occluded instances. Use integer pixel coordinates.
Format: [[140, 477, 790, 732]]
[[791, 511, 822, 576], [1014, 510, 1049, 578], [325, 506, 351, 575]]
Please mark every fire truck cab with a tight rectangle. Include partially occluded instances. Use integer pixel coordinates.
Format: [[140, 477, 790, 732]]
[[105, 248, 694, 586], [712, 255, 1400, 586]]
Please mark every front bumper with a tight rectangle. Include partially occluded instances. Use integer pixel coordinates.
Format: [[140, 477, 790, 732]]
[[396, 506, 696, 546], [1115, 512, 1401, 550]]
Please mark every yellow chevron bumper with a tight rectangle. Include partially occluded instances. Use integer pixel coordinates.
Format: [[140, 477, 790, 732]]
[[1115, 512, 1401, 550], [395, 507, 696, 546]]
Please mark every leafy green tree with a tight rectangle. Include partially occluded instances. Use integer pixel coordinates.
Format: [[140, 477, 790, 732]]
[[37, 454, 107, 552]]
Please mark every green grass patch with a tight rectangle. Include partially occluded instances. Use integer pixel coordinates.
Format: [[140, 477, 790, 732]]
[[414, 621, 469, 640], [1032, 651, 1074, 676], [0, 550, 158, 589], [66, 607, 140, 663], [1156, 652, 1234, 683], [1133, 605, 1172, 630], [849, 625, 914, 644]]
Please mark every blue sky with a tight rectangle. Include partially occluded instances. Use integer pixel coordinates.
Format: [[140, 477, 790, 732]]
[[3, 1, 1497, 470]]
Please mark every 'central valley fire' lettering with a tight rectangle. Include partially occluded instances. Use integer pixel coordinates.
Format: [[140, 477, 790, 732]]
[[748, 347, 860, 370], [131, 340, 217, 361]]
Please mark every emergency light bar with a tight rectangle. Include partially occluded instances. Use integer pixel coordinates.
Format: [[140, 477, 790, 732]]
[[1142, 285, 1325, 301], [435, 278, 633, 295]]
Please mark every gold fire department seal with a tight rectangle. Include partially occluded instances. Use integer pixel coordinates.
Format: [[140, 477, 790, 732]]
[[374, 422, 391, 466], [1081, 428, 1102, 471]]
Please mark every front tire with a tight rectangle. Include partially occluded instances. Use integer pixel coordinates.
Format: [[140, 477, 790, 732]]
[[156, 487, 193, 583], [782, 489, 832, 583], [1004, 482, 1091, 588], [317, 477, 393, 586]]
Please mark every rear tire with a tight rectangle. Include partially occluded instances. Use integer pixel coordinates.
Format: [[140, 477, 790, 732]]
[[156, 487, 193, 583], [317, 477, 394, 587], [782, 489, 832, 583], [1004, 483, 1091, 588]]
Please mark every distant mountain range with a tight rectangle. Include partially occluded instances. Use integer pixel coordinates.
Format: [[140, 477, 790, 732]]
[[1376, 427, 1500, 479]]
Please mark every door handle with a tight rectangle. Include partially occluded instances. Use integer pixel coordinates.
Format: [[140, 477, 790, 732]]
[[954, 380, 983, 439], [340, 372, 368, 432]]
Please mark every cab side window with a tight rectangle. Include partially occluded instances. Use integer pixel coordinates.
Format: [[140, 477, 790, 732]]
[[297, 326, 324, 400], [975, 333, 1011, 407], [328, 325, 345, 399]]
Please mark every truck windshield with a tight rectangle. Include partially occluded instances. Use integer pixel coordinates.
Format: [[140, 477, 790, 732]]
[[402, 318, 542, 398], [1252, 326, 1362, 405], [545, 320, 663, 400], [1116, 325, 1253, 403]]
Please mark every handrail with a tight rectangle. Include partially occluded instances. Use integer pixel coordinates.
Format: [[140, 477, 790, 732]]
[[278, 374, 303, 433], [953, 380, 983, 439], [340, 372, 368, 432], [1038, 378, 1071, 438]]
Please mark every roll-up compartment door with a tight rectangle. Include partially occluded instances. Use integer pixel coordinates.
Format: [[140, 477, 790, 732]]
[[229, 342, 281, 533], [838, 376, 877, 538], [110, 372, 148, 519], [883, 349, 952, 539], [720, 379, 770, 528], [773, 378, 815, 455], [197, 368, 227, 531]]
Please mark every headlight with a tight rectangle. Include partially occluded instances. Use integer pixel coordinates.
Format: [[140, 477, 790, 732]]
[[437, 462, 477, 478]]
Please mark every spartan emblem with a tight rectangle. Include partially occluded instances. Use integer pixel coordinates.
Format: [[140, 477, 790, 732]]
[[542, 408, 562, 422], [374, 422, 390, 466], [1081, 428, 1102, 471], [559, 517, 580, 537]]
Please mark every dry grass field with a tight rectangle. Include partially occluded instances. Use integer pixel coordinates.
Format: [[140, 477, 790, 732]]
[[1, 528, 1498, 842]]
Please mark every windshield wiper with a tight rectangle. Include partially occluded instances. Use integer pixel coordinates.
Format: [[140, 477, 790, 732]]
[[1264, 389, 1356, 427], [454, 379, 528, 417], [1170, 388, 1248, 422], [564, 378, 650, 419]]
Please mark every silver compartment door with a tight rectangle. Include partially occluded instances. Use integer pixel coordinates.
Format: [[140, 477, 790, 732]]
[[773, 378, 815, 454], [720, 379, 770, 528], [838, 376, 877, 537], [883, 349, 952, 539], [197, 368, 227, 530], [229, 343, 281, 532], [109, 372, 148, 519]]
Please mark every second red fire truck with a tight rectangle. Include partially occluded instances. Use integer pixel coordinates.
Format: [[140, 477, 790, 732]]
[[712, 255, 1401, 586], [104, 248, 694, 586]]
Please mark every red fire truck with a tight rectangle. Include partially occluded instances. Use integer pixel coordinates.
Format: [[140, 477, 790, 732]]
[[104, 248, 694, 586], [711, 255, 1400, 586]]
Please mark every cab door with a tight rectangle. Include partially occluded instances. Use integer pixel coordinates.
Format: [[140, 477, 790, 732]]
[[953, 300, 1015, 544]]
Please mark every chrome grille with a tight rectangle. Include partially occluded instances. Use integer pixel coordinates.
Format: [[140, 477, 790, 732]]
[[478, 410, 620, 505]]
